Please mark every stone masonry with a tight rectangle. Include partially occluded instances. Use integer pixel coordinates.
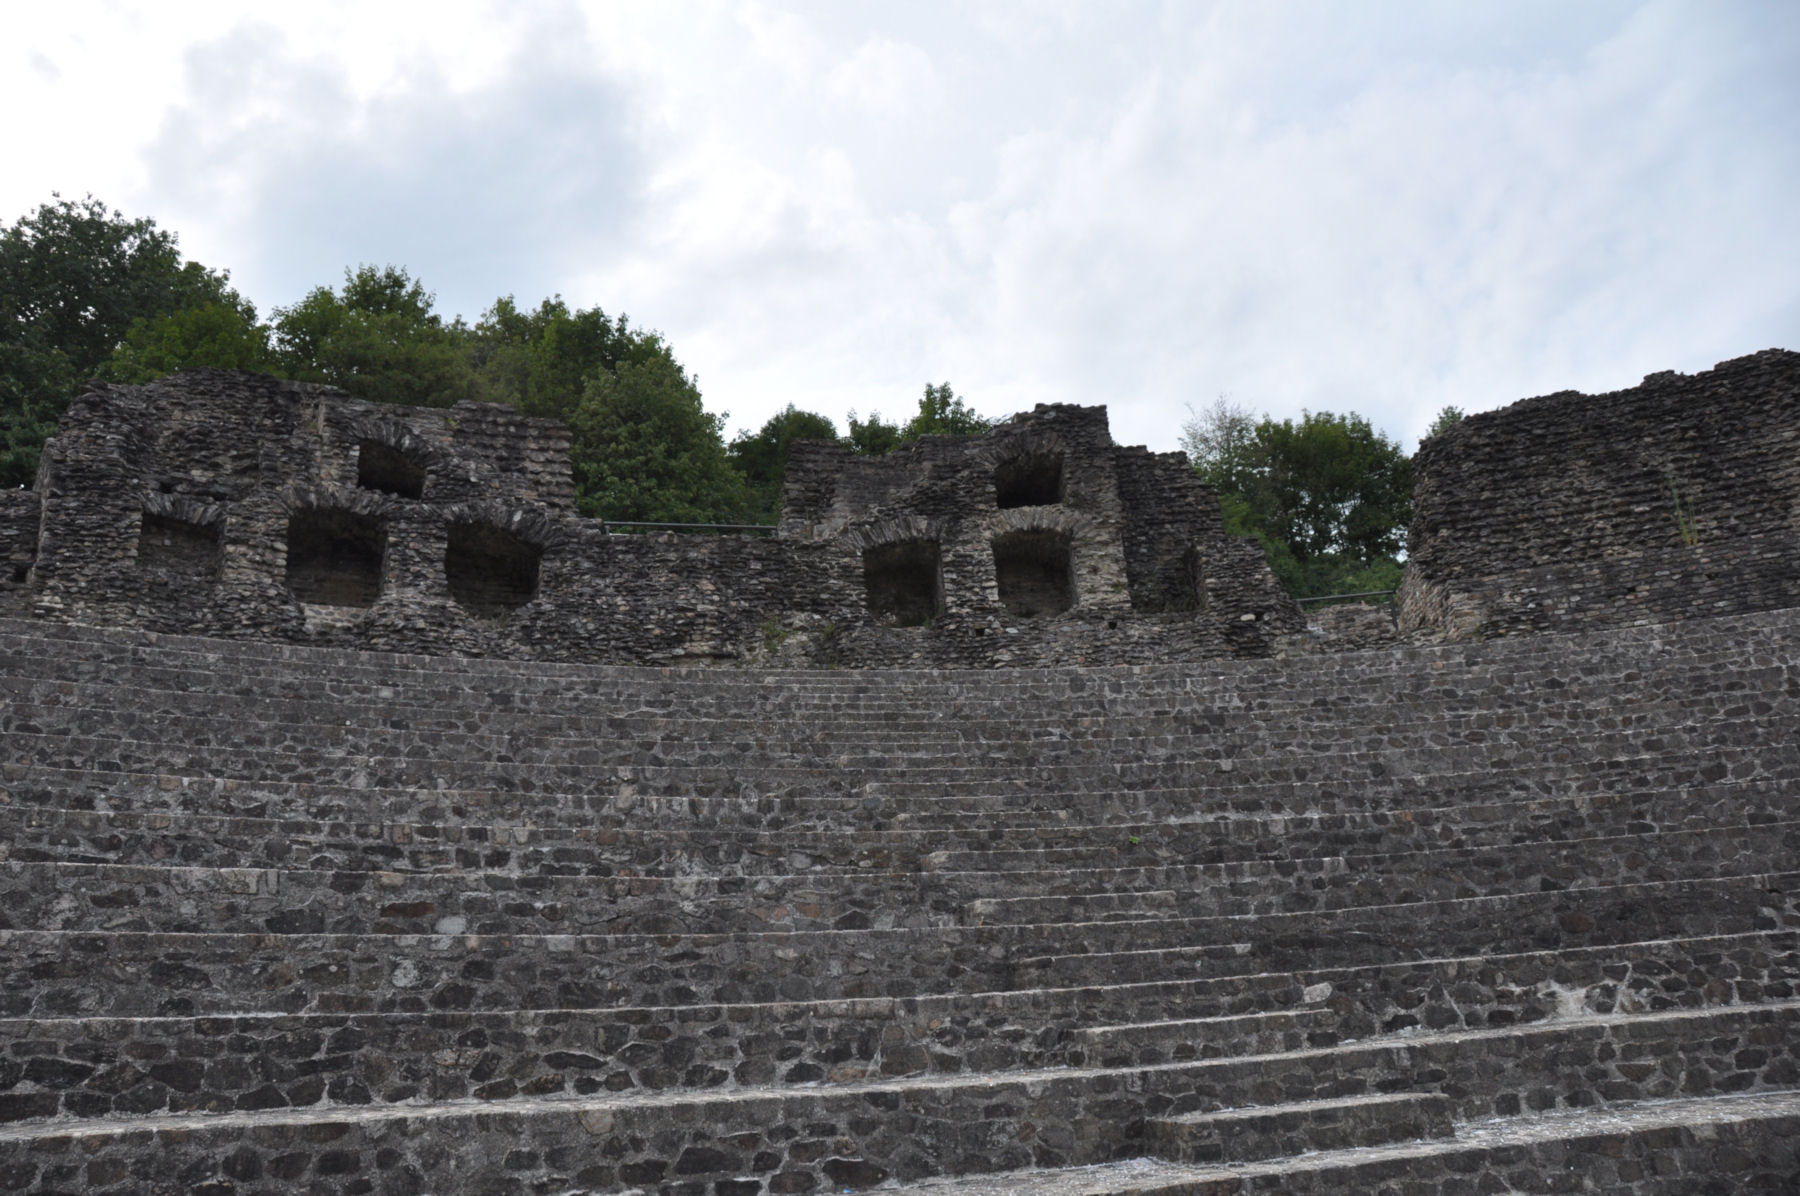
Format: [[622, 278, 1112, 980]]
[[0, 370, 1300, 668], [0, 351, 1797, 1192], [0, 607, 1796, 1192], [1399, 348, 1800, 641]]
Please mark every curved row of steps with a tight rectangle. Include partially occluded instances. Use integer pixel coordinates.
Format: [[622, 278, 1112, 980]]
[[885, 1092, 1800, 1194], [3, 1004, 1796, 1192], [1, 611, 1797, 1193]]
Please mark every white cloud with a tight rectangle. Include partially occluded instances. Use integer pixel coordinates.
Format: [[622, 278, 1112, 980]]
[[133, 10, 640, 323], [4, 0, 1796, 453]]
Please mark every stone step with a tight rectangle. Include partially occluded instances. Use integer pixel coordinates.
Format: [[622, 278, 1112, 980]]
[[879, 1091, 1800, 1195], [12, 778, 1780, 875], [14, 742, 1795, 837], [1144, 1090, 1455, 1164], [7, 658, 1784, 748], [4, 872, 1792, 1018], [0, 1003, 1794, 1192], [3, 611, 1782, 713], [5, 686, 1783, 776], [6, 608, 1788, 710], [1075, 1008, 1341, 1066], [2, 930, 1794, 1117], [7, 720, 1788, 823], [7, 821, 1788, 937]]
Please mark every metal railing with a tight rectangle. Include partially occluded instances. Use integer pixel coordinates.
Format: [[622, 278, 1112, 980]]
[[602, 520, 778, 535]]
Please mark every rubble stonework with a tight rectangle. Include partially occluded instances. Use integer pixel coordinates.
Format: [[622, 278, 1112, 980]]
[[1398, 348, 1800, 640], [0, 608, 1797, 1191], [5, 369, 1302, 665], [2, 350, 1800, 1191]]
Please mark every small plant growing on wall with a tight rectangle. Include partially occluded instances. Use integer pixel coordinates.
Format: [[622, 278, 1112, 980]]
[[761, 617, 791, 653], [1666, 475, 1701, 547]]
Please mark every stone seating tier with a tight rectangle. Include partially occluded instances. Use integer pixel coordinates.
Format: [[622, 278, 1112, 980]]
[[0, 611, 1796, 1192], [2, 928, 1795, 1120], [2, 776, 1790, 875], [3, 819, 1792, 937]]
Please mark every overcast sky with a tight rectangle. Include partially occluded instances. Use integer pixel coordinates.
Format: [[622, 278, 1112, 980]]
[[7, 1, 1797, 451]]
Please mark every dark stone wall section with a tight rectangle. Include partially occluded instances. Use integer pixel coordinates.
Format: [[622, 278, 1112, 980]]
[[994, 448, 1064, 508], [992, 528, 1074, 616], [444, 521, 541, 616], [862, 539, 942, 626], [286, 507, 387, 607], [0, 491, 40, 616], [11, 373, 1301, 666], [355, 439, 425, 499], [1400, 348, 1800, 640]]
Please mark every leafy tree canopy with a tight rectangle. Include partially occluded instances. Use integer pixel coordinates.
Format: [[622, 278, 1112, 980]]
[[845, 410, 903, 456], [904, 382, 991, 439], [847, 382, 990, 457], [271, 265, 478, 408], [1182, 397, 1413, 600], [1, 194, 237, 485], [468, 296, 635, 422], [101, 296, 272, 384], [1425, 405, 1465, 439], [566, 338, 751, 524], [728, 405, 839, 523]]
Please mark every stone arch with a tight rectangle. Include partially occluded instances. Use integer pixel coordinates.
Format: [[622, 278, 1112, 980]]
[[353, 419, 435, 499], [137, 493, 225, 581], [992, 528, 1075, 617], [286, 502, 387, 608], [991, 430, 1066, 509], [441, 505, 557, 618], [862, 540, 943, 627], [843, 517, 947, 628]]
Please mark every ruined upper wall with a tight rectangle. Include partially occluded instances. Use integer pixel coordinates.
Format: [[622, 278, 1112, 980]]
[[778, 404, 1301, 664], [1398, 349, 1800, 640], [9, 372, 1299, 666]]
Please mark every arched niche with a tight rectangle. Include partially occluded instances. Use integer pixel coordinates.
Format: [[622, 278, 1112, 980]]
[[863, 539, 943, 627], [357, 440, 426, 499], [995, 451, 1064, 509], [993, 529, 1074, 617], [445, 521, 542, 617], [286, 508, 386, 607], [137, 511, 223, 580]]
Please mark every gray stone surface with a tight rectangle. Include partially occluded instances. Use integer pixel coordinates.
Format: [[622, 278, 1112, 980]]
[[5, 371, 1302, 668], [3, 344, 1800, 1188], [1400, 348, 1800, 641], [0, 603, 1797, 1191]]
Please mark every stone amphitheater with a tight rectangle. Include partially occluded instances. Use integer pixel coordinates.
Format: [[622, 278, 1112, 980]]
[[0, 350, 1797, 1193]]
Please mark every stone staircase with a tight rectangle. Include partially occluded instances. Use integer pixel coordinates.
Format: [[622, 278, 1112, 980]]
[[0, 611, 1797, 1193]]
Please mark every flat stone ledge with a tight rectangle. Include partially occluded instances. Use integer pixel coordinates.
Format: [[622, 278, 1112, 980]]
[[883, 1090, 1800, 1194]]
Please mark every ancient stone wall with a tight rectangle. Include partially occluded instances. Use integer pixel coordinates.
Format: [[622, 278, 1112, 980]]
[[775, 404, 1301, 665], [2, 604, 1797, 1191], [10, 370, 1299, 666], [0, 489, 38, 618], [1399, 349, 1800, 640]]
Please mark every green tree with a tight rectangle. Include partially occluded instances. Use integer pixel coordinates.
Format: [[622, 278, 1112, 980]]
[[728, 405, 839, 523], [1424, 405, 1465, 439], [1, 194, 237, 485], [846, 382, 990, 456], [1250, 412, 1411, 563], [101, 296, 272, 383], [566, 337, 750, 523], [845, 410, 903, 456], [902, 382, 991, 439], [271, 265, 477, 408], [1182, 402, 1412, 600], [468, 296, 633, 422]]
